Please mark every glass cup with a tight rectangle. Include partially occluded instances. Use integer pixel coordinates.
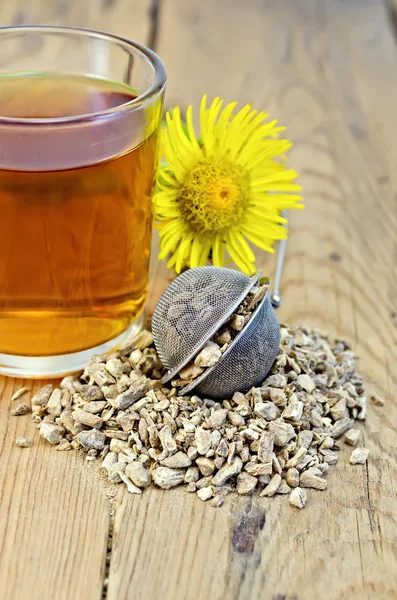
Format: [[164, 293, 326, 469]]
[[0, 26, 166, 378]]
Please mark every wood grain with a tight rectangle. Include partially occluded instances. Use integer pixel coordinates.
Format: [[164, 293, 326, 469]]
[[109, 1, 397, 599]]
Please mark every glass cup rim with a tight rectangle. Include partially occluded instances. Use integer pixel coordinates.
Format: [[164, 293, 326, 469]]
[[0, 25, 167, 126]]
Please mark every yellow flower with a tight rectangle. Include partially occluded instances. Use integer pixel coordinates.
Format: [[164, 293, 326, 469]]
[[153, 95, 303, 275]]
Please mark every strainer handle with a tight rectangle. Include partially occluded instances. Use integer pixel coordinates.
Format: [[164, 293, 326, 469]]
[[271, 210, 287, 308]]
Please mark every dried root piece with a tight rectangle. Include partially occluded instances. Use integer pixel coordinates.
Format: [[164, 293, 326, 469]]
[[11, 404, 30, 416], [300, 467, 327, 490], [350, 447, 369, 465], [344, 428, 360, 446], [11, 387, 29, 402], [197, 486, 213, 502], [260, 474, 282, 497], [15, 437, 30, 448], [152, 467, 185, 489], [40, 422, 65, 445], [211, 495, 224, 508], [125, 462, 151, 488], [289, 487, 307, 509], [371, 394, 384, 407]]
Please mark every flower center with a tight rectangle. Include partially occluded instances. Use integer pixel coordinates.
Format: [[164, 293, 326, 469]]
[[179, 158, 250, 235]]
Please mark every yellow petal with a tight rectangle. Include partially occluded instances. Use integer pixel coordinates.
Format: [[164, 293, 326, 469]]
[[243, 218, 289, 239], [162, 132, 187, 181], [158, 223, 187, 259], [155, 206, 180, 220], [158, 218, 185, 239], [198, 238, 212, 266], [165, 117, 198, 174], [199, 94, 208, 137], [175, 234, 193, 273], [202, 97, 223, 153], [170, 107, 201, 160], [213, 101, 238, 146], [223, 104, 254, 151], [185, 105, 202, 154], [234, 232, 256, 263], [212, 235, 226, 267], [157, 169, 178, 188], [154, 187, 180, 200], [240, 139, 293, 167], [246, 207, 288, 223], [250, 192, 303, 204], [226, 110, 268, 156], [250, 169, 299, 188], [241, 228, 276, 253], [226, 233, 255, 275], [166, 252, 178, 270], [189, 236, 204, 268], [262, 184, 303, 193]]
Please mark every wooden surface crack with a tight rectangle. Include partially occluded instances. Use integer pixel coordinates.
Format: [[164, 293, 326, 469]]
[[148, 0, 161, 50], [362, 429, 373, 512], [355, 511, 366, 590], [384, 0, 397, 46], [102, 503, 115, 600]]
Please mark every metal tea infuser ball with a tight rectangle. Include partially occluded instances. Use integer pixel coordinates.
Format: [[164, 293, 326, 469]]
[[152, 266, 281, 399]]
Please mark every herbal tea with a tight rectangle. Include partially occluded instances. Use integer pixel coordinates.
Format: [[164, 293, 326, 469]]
[[0, 74, 158, 357]]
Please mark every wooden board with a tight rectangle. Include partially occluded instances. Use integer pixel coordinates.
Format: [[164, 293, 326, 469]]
[[0, 379, 111, 600], [109, 1, 397, 599], [1, 1, 397, 599]]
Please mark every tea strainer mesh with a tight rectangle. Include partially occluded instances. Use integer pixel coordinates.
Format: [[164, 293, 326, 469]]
[[151, 267, 259, 380], [180, 292, 280, 398], [152, 266, 281, 398]]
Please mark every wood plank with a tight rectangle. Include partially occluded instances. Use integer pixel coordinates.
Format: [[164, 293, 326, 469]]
[[0, 0, 152, 43], [0, 378, 110, 600], [108, 1, 397, 599], [0, 3, 154, 600]]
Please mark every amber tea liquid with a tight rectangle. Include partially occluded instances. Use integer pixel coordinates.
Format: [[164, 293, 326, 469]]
[[0, 74, 157, 359]]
